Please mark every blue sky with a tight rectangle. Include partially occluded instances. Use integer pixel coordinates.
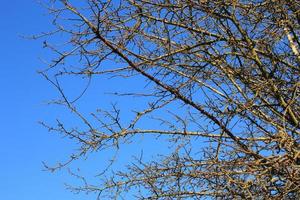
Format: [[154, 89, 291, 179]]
[[0, 1, 174, 199], [0, 1, 95, 199]]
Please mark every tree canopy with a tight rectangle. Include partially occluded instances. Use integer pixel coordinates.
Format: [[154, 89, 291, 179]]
[[39, 0, 300, 199]]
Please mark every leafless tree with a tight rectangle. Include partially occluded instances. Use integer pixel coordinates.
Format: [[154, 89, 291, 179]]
[[37, 0, 300, 199]]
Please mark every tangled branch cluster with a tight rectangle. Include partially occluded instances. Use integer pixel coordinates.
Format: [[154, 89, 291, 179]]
[[39, 0, 300, 199]]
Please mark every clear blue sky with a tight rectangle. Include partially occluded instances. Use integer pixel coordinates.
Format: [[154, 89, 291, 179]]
[[0, 1, 173, 199], [0, 1, 95, 199]]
